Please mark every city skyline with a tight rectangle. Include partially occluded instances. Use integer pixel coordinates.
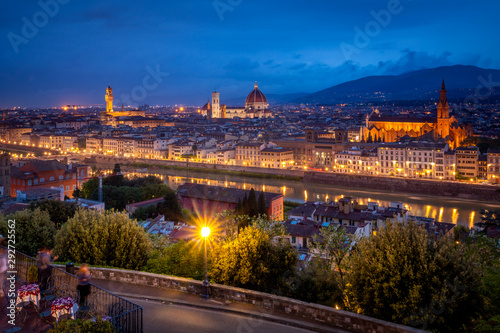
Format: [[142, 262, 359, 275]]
[[1, 0, 500, 107]]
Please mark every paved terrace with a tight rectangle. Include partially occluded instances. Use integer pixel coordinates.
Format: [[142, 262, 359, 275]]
[[91, 279, 351, 333]]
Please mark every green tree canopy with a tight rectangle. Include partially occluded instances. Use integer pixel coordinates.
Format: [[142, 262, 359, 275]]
[[145, 240, 205, 280], [29, 199, 77, 228], [156, 190, 182, 220], [54, 209, 152, 270], [131, 205, 157, 221], [80, 178, 99, 199], [210, 225, 297, 293], [0, 208, 55, 256], [348, 221, 483, 332], [139, 183, 173, 201]]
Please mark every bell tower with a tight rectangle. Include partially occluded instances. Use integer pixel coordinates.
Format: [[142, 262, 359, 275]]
[[211, 91, 220, 118], [105, 85, 113, 113], [436, 79, 450, 140]]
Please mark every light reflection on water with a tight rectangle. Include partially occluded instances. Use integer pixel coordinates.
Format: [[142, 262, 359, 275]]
[[118, 170, 500, 227]]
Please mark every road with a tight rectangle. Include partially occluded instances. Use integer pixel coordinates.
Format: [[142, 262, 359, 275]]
[[131, 296, 320, 333]]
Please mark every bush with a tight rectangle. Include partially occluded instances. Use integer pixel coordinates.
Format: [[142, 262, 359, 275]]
[[210, 226, 297, 293], [144, 240, 205, 280], [48, 318, 116, 333], [54, 209, 152, 270]]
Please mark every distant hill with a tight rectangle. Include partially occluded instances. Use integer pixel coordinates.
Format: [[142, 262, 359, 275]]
[[295, 65, 500, 104], [223, 92, 309, 106]]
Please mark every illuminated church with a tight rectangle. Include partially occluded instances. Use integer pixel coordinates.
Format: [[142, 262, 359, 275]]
[[361, 80, 471, 149], [201, 82, 272, 119]]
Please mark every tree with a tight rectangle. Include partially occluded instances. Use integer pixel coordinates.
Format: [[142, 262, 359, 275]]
[[92, 186, 142, 211], [311, 224, 352, 300], [0, 208, 56, 256], [257, 192, 267, 217], [139, 183, 173, 201], [247, 189, 258, 217], [288, 259, 343, 307], [210, 226, 297, 293], [156, 190, 182, 220], [113, 163, 121, 174], [80, 178, 99, 199], [234, 198, 242, 216], [348, 221, 483, 332], [476, 208, 500, 231], [241, 193, 249, 216], [249, 214, 286, 238], [144, 240, 205, 280], [72, 187, 82, 199], [55, 209, 151, 270], [29, 199, 77, 229], [131, 205, 157, 221]]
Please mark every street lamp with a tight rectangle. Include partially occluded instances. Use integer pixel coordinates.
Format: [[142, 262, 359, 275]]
[[201, 226, 210, 299]]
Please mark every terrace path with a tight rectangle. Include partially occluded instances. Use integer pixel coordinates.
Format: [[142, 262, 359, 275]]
[[92, 279, 352, 333]]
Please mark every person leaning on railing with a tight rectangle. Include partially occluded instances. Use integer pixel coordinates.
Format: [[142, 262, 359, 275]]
[[76, 264, 91, 307]]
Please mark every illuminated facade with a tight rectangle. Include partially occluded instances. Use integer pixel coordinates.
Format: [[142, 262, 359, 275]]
[[206, 82, 272, 119], [362, 81, 471, 149], [100, 86, 146, 125]]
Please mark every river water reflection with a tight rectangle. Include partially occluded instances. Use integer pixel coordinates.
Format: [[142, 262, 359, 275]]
[[124, 169, 500, 228]]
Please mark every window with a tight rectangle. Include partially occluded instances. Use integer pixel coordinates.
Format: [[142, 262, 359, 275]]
[[73, 174, 76, 179], [40, 178, 45, 183], [34, 179, 38, 185], [66, 186, 70, 191], [50, 177, 54, 181], [291, 236, 296, 244], [59, 175, 63, 180], [28, 180, 32, 186]]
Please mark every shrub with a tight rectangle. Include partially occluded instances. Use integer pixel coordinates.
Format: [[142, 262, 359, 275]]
[[48, 318, 116, 333]]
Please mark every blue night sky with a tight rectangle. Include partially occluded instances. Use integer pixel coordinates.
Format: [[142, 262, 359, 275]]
[[0, 0, 498, 107]]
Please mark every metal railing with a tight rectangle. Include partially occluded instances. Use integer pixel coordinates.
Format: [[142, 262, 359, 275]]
[[13, 250, 143, 333]]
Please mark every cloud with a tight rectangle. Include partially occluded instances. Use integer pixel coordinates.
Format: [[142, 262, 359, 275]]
[[223, 57, 260, 72], [289, 63, 307, 70], [376, 49, 452, 74]]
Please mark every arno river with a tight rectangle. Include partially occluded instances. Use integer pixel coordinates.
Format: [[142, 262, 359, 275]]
[[120, 167, 500, 228]]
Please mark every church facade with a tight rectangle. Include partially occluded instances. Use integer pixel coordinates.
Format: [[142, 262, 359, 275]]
[[201, 82, 272, 119], [361, 81, 471, 149]]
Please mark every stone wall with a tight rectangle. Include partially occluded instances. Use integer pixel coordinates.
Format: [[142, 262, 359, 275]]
[[304, 172, 500, 202], [85, 267, 425, 333]]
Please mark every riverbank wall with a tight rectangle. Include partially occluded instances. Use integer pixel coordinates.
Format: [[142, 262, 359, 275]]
[[304, 172, 500, 202], [85, 155, 500, 203], [85, 155, 305, 179]]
